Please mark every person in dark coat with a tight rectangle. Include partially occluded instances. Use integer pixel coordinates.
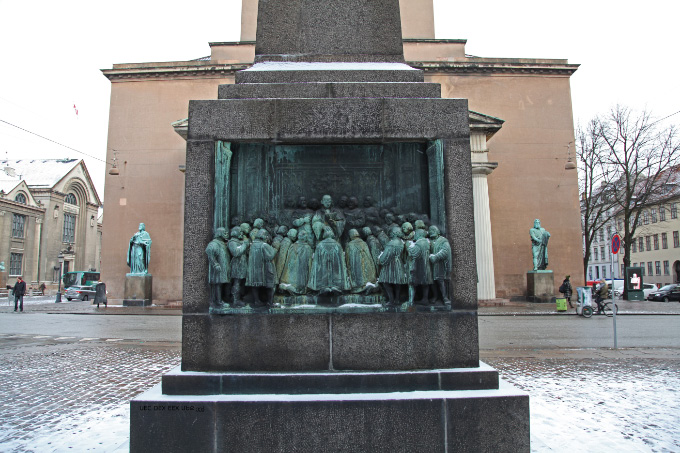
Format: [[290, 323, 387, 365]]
[[12, 276, 26, 312], [205, 227, 230, 310], [559, 275, 573, 308], [246, 229, 278, 306]]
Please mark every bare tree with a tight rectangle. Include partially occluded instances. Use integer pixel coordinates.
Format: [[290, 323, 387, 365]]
[[598, 106, 679, 292], [578, 119, 615, 281]]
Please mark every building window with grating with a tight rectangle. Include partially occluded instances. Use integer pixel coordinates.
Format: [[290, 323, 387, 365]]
[[632, 240, 637, 253], [651, 209, 657, 223], [655, 261, 661, 276], [664, 260, 670, 275], [648, 262, 654, 276], [674, 231, 680, 248], [672, 203, 678, 219], [65, 193, 77, 205], [11, 214, 25, 238], [660, 205, 666, 221], [646, 236, 651, 251], [639, 237, 644, 252], [643, 211, 649, 225], [9, 253, 22, 276], [662, 232, 668, 249], [654, 234, 659, 250], [63, 213, 76, 243]]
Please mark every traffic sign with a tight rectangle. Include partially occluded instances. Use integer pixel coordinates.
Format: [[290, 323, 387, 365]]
[[611, 234, 621, 254]]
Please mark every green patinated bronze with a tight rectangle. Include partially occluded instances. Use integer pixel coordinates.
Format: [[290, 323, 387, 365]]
[[530, 219, 551, 271], [214, 141, 232, 233], [426, 140, 447, 235], [207, 140, 454, 313], [127, 223, 152, 275]]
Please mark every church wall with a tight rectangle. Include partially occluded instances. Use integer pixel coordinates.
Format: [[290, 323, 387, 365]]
[[426, 72, 583, 297], [102, 76, 234, 303]]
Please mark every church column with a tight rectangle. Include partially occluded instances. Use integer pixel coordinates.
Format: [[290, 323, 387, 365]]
[[470, 132, 498, 300]]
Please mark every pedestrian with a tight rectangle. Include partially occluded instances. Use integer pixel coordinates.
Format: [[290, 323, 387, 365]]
[[559, 275, 573, 308], [12, 276, 26, 312]]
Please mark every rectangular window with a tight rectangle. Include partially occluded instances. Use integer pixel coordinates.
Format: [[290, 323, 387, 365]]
[[600, 246, 605, 260], [618, 218, 623, 231], [654, 234, 659, 250], [641, 265, 645, 276], [599, 230, 604, 242], [648, 262, 654, 276], [674, 231, 680, 248], [662, 233, 668, 249], [621, 264, 625, 276], [9, 253, 22, 276], [660, 206, 666, 221], [632, 240, 637, 253], [63, 214, 76, 243], [593, 247, 599, 261], [633, 262, 637, 267], [607, 225, 612, 238], [639, 237, 645, 252], [651, 209, 657, 223], [11, 214, 25, 238], [646, 236, 652, 251], [602, 266, 607, 278], [643, 211, 649, 225], [655, 261, 661, 276], [672, 203, 678, 219], [637, 215, 642, 227], [664, 260, 670, 275]]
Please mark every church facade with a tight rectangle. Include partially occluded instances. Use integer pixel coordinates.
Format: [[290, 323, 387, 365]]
[[101, 0, 583, 304]]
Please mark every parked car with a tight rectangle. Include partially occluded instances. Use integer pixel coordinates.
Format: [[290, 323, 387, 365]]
[[646, 284, 680, 302], [642, 283, 659, 299], [64, 285, 96, 301]]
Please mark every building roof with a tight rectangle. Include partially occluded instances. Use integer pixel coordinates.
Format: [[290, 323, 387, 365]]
[[0, 158, 80, 189]]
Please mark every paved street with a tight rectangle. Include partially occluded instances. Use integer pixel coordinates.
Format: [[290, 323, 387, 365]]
[[0, 302, 678, 452]]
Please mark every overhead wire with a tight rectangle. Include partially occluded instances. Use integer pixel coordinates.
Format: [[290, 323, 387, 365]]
[[0, 118, 111, 165]]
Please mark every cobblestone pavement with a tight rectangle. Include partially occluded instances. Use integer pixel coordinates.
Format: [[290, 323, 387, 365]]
[[0, 334, 180, 452], [1, 316, 679, 451], [485, 350, 680, 452]]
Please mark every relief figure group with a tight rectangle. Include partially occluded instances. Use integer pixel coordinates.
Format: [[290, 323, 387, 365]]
[[206, 194, 452, 310]]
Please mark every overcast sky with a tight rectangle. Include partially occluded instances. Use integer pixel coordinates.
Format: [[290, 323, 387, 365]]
[[0, 0, 677, 201]]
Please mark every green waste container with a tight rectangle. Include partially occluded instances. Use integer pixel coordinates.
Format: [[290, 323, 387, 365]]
[[555, 298, 568, 312]]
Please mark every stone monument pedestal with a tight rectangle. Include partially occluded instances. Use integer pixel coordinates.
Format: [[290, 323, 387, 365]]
[[131, 364, 529, 452], [0, 271, 7, 290], [123, 274, 152, 306], [527, 270, 554, 303]]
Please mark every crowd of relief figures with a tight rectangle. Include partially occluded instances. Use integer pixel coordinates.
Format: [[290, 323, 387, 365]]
[[205, 194, 452, 312]]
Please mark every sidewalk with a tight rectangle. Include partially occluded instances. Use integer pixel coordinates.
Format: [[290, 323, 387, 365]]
[[2, 295, 679, 316]]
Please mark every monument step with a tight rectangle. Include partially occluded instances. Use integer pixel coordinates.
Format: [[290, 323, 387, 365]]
[[162, 362, 499, 395]]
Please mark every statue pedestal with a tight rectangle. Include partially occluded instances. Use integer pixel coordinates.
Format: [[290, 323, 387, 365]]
[[527, 270, 554, 303], [0, 271, 7, 289], [123, 274, 152, 306]]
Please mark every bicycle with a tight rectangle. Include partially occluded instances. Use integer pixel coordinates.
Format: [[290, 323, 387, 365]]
[[582, 297, 618, 318]]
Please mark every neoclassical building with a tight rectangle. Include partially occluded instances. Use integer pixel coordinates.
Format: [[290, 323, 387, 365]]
[[101, 0, 583, 304], [0, 159, 102, 289]]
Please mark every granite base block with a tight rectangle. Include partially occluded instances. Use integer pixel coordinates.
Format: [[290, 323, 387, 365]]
[[526, 270, 554, 303], [124, 274, 152, 306], [181, 310, 479, 372], [130, 375, 529, 453]]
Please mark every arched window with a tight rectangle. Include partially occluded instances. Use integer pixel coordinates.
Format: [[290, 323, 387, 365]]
[[14, 193, 26, 204], [65, 193, 77, 205]]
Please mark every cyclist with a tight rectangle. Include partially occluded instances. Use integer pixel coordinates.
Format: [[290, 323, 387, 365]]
[[593, 278, 609, 314]]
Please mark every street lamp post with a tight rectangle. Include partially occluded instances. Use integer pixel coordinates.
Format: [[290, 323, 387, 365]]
[[55, 253, 64, 303]]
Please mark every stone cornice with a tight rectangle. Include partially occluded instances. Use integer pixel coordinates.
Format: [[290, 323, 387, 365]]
[[103, 58, 578, 81], [411, 60, 579, 76], [102, 63, 250, 81]]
